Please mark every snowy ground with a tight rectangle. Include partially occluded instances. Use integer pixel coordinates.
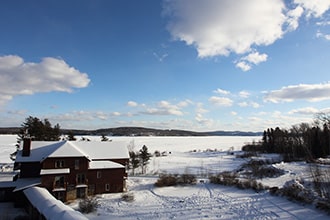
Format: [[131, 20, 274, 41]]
[[80, 177, 327, 220], [0, 135, 329, 219]]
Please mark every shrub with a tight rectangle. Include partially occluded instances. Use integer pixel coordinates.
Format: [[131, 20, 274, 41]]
[[278, 179, 315, 204], [210, 172, 267, 192], [241, 160, 285, 178], [79, 196, 99, 213], [121, 192, 134, 202], [155, 173, 197, 187], [178, 174, 197, 185], [155, 174, 178, 187], [209, 171, 238, 186]]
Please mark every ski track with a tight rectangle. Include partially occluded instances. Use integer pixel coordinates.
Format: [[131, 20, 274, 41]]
[[95, 180, 305, 220]]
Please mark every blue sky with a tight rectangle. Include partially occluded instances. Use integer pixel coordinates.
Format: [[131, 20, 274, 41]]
[[0, 0, 330, 132]]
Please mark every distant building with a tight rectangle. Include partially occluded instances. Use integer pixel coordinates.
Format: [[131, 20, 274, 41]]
[[12, 138, 129, 202]]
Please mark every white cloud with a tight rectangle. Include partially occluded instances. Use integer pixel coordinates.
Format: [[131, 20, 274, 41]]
[[164, 0, 286, 58], [289, 107, 319, 115], [209, 96, 233, 107], [235, 61, 251, 72], [316, 31, 330, 41], [264, 82, 330, 103], [230, 111, 237, 116], [196, 102, 208, 114], [242, 52, 268, 65], [294, 0, 330, 18], [127, 101, 138, 107], [286, 6, 304, 31], [239, 91, 250, 98], [178, 99, 193, 107], [164, 0, 330, 70], [0, 55, 90, 105], [213, 88, 230, 95], [236, 51, 268, 71], [238, 101, 260, 108], [140, 100, 184, 116], [111, 112, 122, 116], [153, 52, 168, 62]]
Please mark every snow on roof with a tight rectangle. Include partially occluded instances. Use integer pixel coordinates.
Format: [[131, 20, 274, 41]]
[[15, 140, 129, 163], [40, 168, 70, 175], [48, 141, 88, 159], [89, 160, 125, 169], [13, 178, 41, 192], [24, 186, 87, 220], [15, 141, 66, 162], [73, 141, 129, 160]]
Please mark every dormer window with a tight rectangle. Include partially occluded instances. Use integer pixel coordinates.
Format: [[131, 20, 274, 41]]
[[55, 160, 65, 168]]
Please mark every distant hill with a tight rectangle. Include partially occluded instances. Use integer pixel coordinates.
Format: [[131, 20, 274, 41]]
[[0, 126, 262, 136]]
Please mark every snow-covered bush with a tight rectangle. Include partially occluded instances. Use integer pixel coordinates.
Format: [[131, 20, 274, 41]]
[[79, 196, 99, 213], [209, 171, 238, 186], [155, 173, 197, 187], [279, 179, 316, 204], [241, 160, 285, 178], [122, 192, 135, 202]]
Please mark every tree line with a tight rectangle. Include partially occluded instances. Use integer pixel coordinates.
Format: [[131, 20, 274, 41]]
[[243, 113, 330, 161]]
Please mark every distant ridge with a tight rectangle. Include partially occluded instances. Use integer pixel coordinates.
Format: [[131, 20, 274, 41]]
[[0, 126, 262, 136]]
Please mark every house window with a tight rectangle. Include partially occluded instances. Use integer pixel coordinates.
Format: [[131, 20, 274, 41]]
[[77, 188, 86, 198], [75, 159, 79, 170], [55, 160, 64, 168], [105, 184, 110, 191], [54, 176, 65, 188], [97, 171, 102, 179], [88, 184, 95, 195], [76, 173, 86, 185]]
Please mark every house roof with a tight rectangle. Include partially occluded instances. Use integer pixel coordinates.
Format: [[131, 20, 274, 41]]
[[15, 140, 129, 163], [72, 141, 130, 160], [24, 186, 88, 220]]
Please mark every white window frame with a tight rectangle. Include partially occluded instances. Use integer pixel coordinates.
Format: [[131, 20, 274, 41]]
[[105, 183, 110, 191], [97, 171, 102, 179]]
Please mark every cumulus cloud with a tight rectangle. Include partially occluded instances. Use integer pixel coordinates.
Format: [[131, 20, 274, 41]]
[[127, 101, 139, 107], [163, 0, 285, 57], [236, 51, 268, 71], [0, 55, 90, 105], [163, 0, 330, 70], [289, 107, 319, 115], [264, 82, 330, 103], [294, 0, 330, 18], [140, 100, 184, 116], [209, 96, 233, 107], [213, 88, 230, 95], [238, 101, 260, 108], [316, 31, 330, 41], [235, 62, 252, 72], [230, 111, 237, 116], [239, 91, 250, 98]]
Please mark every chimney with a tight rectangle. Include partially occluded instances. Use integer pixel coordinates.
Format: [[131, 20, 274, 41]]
[[22, 137, 32, 157]]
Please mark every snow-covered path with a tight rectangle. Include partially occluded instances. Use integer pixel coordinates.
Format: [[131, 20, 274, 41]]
[[84, 177, 328, 220]]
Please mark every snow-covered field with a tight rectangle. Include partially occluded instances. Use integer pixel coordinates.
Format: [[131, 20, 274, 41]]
[[0, 135, 329, 219]]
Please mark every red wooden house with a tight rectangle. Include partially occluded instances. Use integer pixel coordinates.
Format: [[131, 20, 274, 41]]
[[14, 138, 129, 202]]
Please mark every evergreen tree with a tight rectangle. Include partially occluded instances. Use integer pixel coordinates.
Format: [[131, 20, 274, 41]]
[[101, 134, 109, 142], [139, 145, 151, 174], [67, 131, 77, 141], [18, 116, 61, 141]]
